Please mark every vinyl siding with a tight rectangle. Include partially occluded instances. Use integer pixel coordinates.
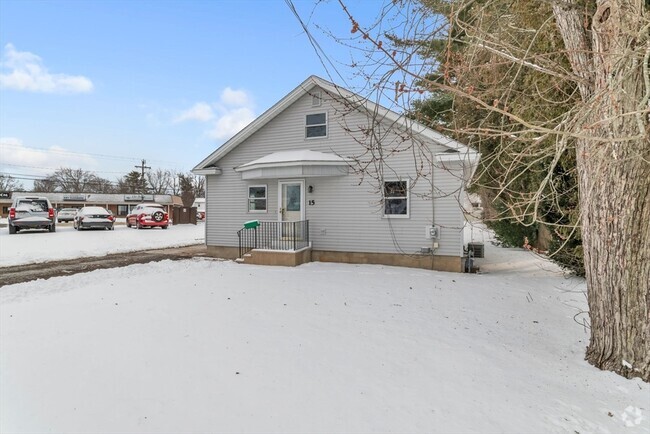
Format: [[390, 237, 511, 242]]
[[205, 86, 467, 257]]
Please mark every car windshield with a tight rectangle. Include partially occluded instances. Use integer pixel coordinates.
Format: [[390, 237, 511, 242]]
[[17, 200, 48, 212], [81, 207, 110, 215], [141, 207, 164, 214]]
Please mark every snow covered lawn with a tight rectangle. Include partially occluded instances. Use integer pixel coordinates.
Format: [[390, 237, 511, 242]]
[[0, 221, 205, 266], [1, 230, 648, 433]]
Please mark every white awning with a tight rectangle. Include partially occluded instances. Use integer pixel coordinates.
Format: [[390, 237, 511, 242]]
[[235, 150, 349, 180]]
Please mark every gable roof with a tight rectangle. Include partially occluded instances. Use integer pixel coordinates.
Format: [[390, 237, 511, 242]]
[[193, 75, 478, 172]]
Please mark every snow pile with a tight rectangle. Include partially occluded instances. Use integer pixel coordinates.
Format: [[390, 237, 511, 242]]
[[1, 233, 648, 433]]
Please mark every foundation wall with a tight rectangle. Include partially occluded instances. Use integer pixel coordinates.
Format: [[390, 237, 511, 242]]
[[205, 244, 463, 272], [312, 250, 463, 272], [244, 248, 312, 267]]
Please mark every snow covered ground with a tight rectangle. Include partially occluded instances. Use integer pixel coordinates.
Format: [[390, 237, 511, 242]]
[[0, 220, 205, 266], [1, 224, 648, 433]]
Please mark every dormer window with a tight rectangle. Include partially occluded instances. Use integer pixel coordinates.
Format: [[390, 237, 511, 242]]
[[306, 113, 327, 138]]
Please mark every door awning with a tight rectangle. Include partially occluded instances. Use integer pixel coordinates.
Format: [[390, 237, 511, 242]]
[[235, 150, 349, 180]]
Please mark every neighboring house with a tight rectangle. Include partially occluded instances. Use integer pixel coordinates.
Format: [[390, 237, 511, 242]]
[[192, 198, 206, 218], [193, 76, 479, 272]]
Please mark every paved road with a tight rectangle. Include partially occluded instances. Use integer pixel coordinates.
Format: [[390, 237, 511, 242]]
[[0, 244, 210, 287]]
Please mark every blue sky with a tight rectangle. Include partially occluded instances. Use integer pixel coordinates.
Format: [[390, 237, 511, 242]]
[[0, 0, 383, 189]]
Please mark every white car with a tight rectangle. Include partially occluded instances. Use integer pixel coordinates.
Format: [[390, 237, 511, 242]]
[[74, 206, 115, 231], [57, 208, 78, 223]]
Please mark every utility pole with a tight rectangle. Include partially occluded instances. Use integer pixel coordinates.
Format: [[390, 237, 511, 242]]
[[135, 159, 151, 195]]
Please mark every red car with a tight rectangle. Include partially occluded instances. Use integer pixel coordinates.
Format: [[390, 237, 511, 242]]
[[126, 203, 169, 229]]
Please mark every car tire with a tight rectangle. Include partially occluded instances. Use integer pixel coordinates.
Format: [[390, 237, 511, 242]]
[[126, 219, 132, 228], [152, 211, 164, 222], [110, 225, 114, 230], [137, 221, 143, 229], [9, 225, 16, 234], [162, 225, 168, 230]]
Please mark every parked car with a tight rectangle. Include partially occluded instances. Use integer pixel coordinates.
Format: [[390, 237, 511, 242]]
[[8, 196, 56, 234], [74, 206, 115, 230], [126, 203, 169, 229], [57, 208, 78, 223]]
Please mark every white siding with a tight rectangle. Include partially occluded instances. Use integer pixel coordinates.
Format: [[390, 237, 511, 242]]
[[205, 87, 467, 257]]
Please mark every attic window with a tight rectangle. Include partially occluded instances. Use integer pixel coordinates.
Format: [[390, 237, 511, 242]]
[[306, 113, 327, 138], [311, 91, 322, 107]]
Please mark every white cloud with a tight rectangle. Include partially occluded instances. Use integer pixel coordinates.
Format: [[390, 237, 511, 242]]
[[0, 43, 93, 93], [174, 87, 256, 141], [0, 137, 97, 178], [208, 107, 256, 140], [174, 102, 214, 123], [220, 87, 251, 107]]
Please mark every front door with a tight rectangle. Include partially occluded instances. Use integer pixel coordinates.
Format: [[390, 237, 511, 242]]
[[278, 180, 304, 239]]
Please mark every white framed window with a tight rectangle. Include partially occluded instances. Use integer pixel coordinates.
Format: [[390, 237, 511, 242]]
[[305, 112, 327, 138], [248, 185, 267, 212], [383, 180, 409, 218]]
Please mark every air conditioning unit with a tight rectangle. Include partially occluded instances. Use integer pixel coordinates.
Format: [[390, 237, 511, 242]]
[[426, 225, 440, 240]]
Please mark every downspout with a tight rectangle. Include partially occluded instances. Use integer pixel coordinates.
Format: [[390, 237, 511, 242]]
[[430, 152, 436, 270]]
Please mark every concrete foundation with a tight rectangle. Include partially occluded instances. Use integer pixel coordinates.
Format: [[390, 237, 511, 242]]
[[206, 244, 464, 272]]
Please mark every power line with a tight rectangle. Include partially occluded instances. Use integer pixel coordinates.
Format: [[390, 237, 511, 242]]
[[0, 142, 179, 165], [0, 162, 131, 175]]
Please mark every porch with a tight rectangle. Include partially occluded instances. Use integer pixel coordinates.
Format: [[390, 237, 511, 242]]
[[236, 220, 312, 266]]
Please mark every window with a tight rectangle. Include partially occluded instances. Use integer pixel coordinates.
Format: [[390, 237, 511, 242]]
[[117, 205, 129, 216], [383, 180, 409, 217], [248, 185, 267, 212], [306, 113, 327, 138]]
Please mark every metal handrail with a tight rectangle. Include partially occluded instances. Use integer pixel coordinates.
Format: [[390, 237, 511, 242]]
[[238, 220, 310, 258]]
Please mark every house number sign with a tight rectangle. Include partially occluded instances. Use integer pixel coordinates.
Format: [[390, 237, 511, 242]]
[[308, 200, 315, 206]]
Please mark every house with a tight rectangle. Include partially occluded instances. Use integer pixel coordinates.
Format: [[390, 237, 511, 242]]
[[193, 76, 479, 272], [192, 198, 206, 219]]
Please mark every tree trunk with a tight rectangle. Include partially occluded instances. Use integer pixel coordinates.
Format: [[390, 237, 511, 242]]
[[561, 0, 650, 380]]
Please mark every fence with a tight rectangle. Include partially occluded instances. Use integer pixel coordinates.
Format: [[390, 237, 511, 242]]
[[238, 220, 310, 258]]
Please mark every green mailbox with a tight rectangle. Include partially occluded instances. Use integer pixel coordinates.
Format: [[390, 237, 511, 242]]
[[243, 220, 260, 229]]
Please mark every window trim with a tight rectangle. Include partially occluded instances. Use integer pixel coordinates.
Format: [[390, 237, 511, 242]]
[[305, 112, 328, 139], [382, 179, 410, 218], [247, 184, 268, 213]]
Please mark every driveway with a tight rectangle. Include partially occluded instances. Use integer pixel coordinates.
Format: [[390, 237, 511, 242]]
[[0, 244, 209, 287]]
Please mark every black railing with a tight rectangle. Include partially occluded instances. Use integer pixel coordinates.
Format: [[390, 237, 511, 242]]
[[238, 220, 310, 258]]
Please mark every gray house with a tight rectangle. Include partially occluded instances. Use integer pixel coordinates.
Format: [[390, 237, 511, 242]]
[[193, 76, 479, 272]]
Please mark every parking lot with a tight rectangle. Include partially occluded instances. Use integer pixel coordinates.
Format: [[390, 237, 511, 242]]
[[0, 219, 205, 267]]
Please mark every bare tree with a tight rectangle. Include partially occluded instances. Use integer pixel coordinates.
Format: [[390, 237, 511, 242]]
[[146, 168, 173, 194], [299, 0, 649, 380], [0, 174, 24, 191], [32, 168, 115, 193]]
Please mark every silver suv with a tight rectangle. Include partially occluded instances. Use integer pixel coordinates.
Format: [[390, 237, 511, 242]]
[[8, 196, 56, 234]]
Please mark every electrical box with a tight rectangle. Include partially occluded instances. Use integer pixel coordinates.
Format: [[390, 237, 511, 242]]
[[467, 242, 485, 258], [425, 225, 440, 240]]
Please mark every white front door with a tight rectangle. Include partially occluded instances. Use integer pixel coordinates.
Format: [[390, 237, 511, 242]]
[[278, 180, 304, 222], [278, 180, 305, 239]]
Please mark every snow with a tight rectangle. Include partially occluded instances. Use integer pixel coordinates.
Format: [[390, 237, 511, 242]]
[[0, 220, 205, 266], [238, 149, 348, 167], [1, 224, 648, 433]]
